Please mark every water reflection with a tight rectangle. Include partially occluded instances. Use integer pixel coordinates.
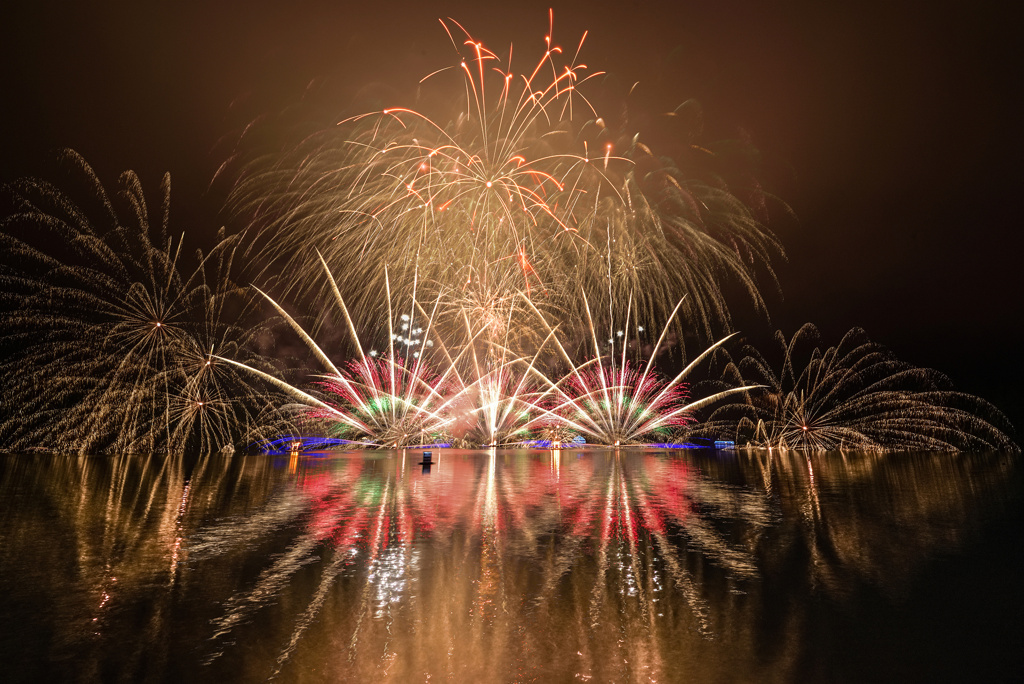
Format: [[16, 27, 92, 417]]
[[0, 449, 1017, 682]]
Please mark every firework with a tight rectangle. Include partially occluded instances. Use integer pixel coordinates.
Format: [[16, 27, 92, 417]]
[[692, 324, 1018, 451], [0, 151, 292, 453], [3, 11, 1007, 456], [519, 293, 762, 445], [451, 343, 545, 447], [307, 355, 451, 447], [222, 14, 784, 344], [219, 259, 445, 447]]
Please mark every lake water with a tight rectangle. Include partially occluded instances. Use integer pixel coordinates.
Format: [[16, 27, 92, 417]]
[[0, 449, 1020, 682]]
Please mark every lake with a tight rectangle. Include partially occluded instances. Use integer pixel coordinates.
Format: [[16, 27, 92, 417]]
[[0, 449, 1020, 682]]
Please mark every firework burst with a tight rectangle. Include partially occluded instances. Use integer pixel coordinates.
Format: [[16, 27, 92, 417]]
[[520, 293, 762, 445], [449, 334, 546, 447], [218, 257, 458, 448], [692, 324, 1018, 451], [307, 355, 449, 447], [0, 151, 291, 453], [222, 13, 784, 344]]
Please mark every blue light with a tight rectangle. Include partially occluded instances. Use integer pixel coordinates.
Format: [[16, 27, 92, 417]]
[[257, 436, 454, 454], [257, 436, 364, 454]]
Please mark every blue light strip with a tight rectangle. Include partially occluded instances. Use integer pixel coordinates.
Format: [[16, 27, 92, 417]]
[[257, 436, 361, 453], [257, 436, 453, 454]]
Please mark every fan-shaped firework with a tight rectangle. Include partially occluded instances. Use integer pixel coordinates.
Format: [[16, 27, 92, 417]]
[[692, 324, 1018, 451], [307, 355, 450, 447], [219, 260, 450, 448], [521, 294, 762, 445], [0, 151, 291, 453], [451, 341, 546, 447], [223, 14, 784, 344]]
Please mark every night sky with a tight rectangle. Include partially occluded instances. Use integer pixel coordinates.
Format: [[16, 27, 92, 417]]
[[2, 0, 1021, 428]]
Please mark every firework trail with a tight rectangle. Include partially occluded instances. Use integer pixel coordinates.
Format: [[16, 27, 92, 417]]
[[690, 324, 1018, 451], [0, 151, 293, 453], [222, 14, 784, 345]]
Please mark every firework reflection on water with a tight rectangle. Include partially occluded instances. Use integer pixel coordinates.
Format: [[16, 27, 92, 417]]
[[1, 449, 1017, 682]]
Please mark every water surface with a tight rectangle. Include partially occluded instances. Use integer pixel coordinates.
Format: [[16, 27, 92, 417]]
[[0, 449, 1020, 682]]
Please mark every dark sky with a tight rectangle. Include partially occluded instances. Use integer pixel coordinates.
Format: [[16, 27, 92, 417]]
[[2, 0, 1022, 426]]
